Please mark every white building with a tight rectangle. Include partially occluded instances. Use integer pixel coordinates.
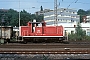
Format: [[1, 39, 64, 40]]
[[81, 23, 90, 36], [35, 8, 90, 36], [44, 8, 80, 25], [86, 16, 90, 22], [35, 9, 53, 15]]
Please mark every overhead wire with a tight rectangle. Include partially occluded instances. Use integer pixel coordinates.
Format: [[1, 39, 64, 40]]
[[67, 0, 78, 9], [0, 0, 90, 4], [0, 0, 90, 13]]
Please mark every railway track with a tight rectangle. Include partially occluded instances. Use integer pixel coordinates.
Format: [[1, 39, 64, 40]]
[[0, 43, 90, 54], [0, 49, 89, 54], [0, 44, 90, 48]]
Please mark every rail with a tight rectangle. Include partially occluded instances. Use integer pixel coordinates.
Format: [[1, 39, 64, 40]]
[[0, 44, 90, 54]]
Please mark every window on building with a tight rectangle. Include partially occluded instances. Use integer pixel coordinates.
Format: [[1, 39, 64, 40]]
[[58, 19, 59, 21], [71, 20, 74, 22], [66, 11, 68, 12], [64, 9, 66, 10], [69, 15, 70, 17], [61, 19, 62, 21], [73, 16, 75, 18], [66, 20, 67, 22], [73, 12, 75, 14]]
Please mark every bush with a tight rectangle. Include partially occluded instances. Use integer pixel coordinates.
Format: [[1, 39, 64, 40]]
[[84, 36, 90, 41], [68, 33, 90, 41], [68, 22, 90, 41], [68, 34, 77, 41]]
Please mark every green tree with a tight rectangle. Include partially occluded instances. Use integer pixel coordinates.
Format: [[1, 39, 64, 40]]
[[75, 22, 86, 40], [0, 9, 43, 27], [86, 10, 90, 15], [77, 9, 86, 23], [75, 23, 86, 36], [7, 9, 19, 26], [77, 9, 90, 23], [20, 10, 31, 26], [77, 9, 86, 15], [68, 22, 86, 41]]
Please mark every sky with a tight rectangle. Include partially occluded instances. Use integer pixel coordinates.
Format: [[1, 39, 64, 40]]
[[0, 0, 90, 14]]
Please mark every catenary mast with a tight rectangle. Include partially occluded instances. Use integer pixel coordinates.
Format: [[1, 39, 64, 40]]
[[54, 0, 58, 26]]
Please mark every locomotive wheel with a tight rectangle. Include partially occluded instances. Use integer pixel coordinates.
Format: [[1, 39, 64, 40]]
[[23, 41, 27, 44]]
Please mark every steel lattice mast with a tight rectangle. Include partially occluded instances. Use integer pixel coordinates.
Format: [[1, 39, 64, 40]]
[[54, 0, 58, 26]]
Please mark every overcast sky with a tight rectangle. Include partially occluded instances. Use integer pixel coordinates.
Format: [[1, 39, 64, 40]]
[[0, 0, 90, 13]]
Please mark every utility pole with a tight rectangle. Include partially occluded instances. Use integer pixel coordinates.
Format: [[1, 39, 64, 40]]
[[19, 0, 20, 36], [19, 0, 20, 27], [0, 14, 5, 44], [54, 0, 58, 26]]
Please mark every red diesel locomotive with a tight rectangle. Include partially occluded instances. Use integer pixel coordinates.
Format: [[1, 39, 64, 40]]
[[18, 21, 67, 43]]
